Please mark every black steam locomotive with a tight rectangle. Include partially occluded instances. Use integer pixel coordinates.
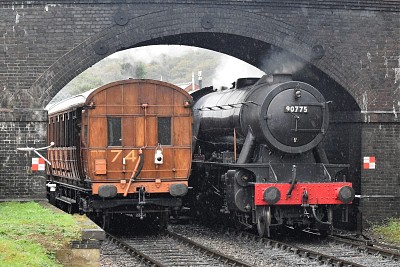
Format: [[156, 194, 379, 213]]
[[190, 74, 354, 236]]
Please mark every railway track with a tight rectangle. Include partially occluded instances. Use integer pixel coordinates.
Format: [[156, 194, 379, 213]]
[[101, 222, 400, 266], [329, 234, 400, 261], [169, 224, 400, 267], [284, 232, 400, 266], [332, 232, 400, 253], [104, 230, 252, 267], [101, 236, 147, 267], [169, 224, 330, 266]]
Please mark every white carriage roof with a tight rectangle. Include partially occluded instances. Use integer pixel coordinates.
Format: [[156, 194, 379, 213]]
[[45, 88, 97, 115]]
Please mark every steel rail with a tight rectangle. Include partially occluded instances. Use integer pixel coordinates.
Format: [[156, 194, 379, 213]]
[[335, 234, 400, 251], [330, 234, 400, 261], [107, 230, 253, 267], [221, 228, 366, 267], [165, 229, 253, 267], [106, 233, 167, 267]]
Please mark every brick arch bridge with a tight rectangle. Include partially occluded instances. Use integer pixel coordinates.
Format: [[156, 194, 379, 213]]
[[1, 1, 399, 226], [31, 6, 359, 108]]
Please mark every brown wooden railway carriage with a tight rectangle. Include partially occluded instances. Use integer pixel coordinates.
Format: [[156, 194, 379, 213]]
[[46, 79, 193, 224]]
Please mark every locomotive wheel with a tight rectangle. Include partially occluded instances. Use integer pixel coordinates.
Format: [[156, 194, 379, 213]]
[[257, 206, 271, 237], [78, 199, 85, 215]]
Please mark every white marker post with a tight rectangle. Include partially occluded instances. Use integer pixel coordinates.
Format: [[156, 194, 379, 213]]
[[16, 141, 55, 165]]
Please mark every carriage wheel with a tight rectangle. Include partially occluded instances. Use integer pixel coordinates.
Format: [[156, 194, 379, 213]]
[[102, 214, 110, 230], [159, 211, 169, 230], [257, 206, 271, 237], [67, 203, 73, 214]]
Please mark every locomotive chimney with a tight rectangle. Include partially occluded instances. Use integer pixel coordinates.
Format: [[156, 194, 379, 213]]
[[272, 73, 292, 83], [255, 74, 293, 86], [235, 78, 260, 89]]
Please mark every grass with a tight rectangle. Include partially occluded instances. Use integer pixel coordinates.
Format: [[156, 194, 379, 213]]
[[0, 201, 81, 267], [371, 217, 400, 245]]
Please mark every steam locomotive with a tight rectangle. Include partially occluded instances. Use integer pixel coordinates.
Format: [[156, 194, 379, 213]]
[[190, 74, 355, 236], [45, 79, 193, 228]]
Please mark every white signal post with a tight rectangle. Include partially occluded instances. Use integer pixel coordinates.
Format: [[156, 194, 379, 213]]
[[17, 142, 55, 165]]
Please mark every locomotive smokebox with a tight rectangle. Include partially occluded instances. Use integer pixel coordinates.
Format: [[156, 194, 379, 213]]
[[241, 75, 329, 154], [194, 74, 329, 154]]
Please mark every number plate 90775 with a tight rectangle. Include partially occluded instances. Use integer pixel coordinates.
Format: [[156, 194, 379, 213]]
[[284, 106, 308, 113]]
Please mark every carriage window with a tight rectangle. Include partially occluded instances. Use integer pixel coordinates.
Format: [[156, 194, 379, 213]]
[[158, 117, 171, 145], [108, 118, 122, 146]]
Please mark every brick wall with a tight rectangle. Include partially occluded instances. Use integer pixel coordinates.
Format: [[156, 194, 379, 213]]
[[0, 109, 47, 198], [0, 0, 399, 223], [360, 122, 400, 224]]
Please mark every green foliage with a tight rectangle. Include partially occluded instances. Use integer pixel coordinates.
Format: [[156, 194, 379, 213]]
[[0, 202, 81, 266], [51, 49, 222, 104], [0, 237, 61, 267], [135, 62, 147, 79], [372, 217, 400, 244], [144, 50, 220, 85]]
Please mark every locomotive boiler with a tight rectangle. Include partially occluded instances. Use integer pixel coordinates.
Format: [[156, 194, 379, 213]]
[[46, 79, 193, 228], [190, 74, 354, 236]]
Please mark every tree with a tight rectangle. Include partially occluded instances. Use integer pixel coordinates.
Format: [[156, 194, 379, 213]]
[[135, 62, 146, 79], [52, 48, 227, 104]]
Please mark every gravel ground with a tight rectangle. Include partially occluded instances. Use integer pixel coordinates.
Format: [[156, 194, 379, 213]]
[[169, 224, 327, 267], [280, 232, 400, 267], [102, 222, 399, 266]]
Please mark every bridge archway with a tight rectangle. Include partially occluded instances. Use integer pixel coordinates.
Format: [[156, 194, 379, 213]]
[[30, 6, 361, 113]]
